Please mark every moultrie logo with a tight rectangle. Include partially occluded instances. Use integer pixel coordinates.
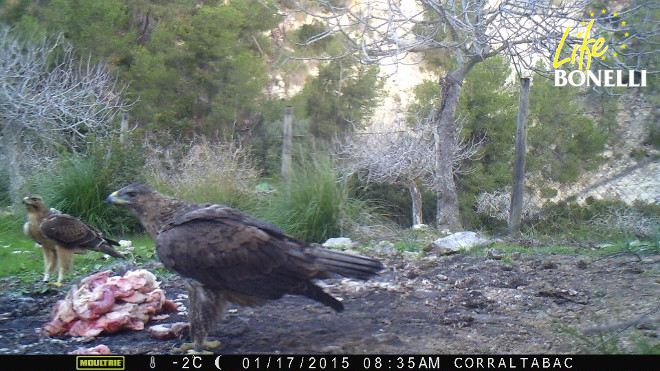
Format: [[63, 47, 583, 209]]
[[553, 9, 646, 88]]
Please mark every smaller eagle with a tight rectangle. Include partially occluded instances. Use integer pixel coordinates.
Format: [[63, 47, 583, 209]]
[[23, 195, 125, 286]]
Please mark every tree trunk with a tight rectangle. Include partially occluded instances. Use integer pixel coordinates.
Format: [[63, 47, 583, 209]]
[[508, 77, 531, 238], [433, 72, 464, 232], [407, 181, 423, 227], [3, 133, 26, 206]]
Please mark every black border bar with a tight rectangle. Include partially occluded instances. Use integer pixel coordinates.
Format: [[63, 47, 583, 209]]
[[0, 354, 657, 371]]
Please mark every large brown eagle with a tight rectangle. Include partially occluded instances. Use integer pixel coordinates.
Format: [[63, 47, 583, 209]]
[[106, 184, 384, 352], [23, 195, 125, 286]]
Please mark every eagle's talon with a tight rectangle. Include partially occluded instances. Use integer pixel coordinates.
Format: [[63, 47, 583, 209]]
[[186, 349, 214, 355], [173, 341, 220, 354], [204, 340, 222, 349]]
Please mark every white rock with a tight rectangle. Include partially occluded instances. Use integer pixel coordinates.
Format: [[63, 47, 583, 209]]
[[322, 237, 356, 249], [429, 231, 490, 252], [374, 241, 398, 256]]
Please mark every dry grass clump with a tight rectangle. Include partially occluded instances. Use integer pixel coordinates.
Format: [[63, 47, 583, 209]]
[[144, 137, 260, 209]]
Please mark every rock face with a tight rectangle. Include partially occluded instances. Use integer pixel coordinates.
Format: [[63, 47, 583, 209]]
[[543, 90, 658, 206], [573, 159, 659, 205], [424, 231, 490, 255]]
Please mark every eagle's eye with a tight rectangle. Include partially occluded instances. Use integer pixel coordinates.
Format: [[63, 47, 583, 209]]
[[125, 191, 138, 198], [30, 197, 40, 202]]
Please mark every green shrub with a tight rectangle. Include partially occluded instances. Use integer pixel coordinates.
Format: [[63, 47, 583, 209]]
[[258, 154, 376, 243], [526, 200, 660, 242]]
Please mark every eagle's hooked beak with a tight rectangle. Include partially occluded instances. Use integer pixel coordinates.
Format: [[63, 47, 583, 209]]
[[106, 191, 129, 205], [23, 196, 40, 206]]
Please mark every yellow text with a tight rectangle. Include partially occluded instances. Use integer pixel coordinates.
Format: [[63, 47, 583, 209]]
[[553, 20, 608, 71]]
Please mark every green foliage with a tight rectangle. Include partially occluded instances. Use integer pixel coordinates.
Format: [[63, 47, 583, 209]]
[[0, 0, 33, 24], [44, 0, 133, 63], [257, 154, 372, 243], [391, 226, 441, 253], [296, 21, 331, 50], [298, 58, 383, 138], [455, 57, 518, 229], [406, 79, 440, 119], [251, 100, 316, 176], [559, 324, 660, 354], [127, 47, 181, 126], [588, 0, 659, 81], [404, 56, 517, 230], [587, 90, 620, 140], [13, 0, 282, 139], [527, 199, 660, 241], [0, 218, 45, 284], [528, 76, 608, 183], [179, 2, 279, 134]]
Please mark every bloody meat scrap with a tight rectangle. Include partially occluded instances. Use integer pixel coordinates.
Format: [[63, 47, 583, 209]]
[[42, 269, 179, 338]]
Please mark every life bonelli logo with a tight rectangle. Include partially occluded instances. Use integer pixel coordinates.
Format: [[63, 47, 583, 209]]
[[553, 9, 646, 88]]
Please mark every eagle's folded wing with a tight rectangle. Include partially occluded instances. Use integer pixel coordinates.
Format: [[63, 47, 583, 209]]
[[40, 214, 124, 258]]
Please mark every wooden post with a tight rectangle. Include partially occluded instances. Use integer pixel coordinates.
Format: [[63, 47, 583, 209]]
[[282, 106, 293, 183], [120, 112, 129, 147], [509, 77, 530, 238]]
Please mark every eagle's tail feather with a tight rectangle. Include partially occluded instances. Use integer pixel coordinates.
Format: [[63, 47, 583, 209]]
[[103, 237, 120, 246], [301, 283, 344, 312], [95, 243, 125, 259], [306, 248, 384, 280]]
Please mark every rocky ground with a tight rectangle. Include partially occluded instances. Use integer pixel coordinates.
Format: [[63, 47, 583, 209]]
[[0, 247, 658, 354]]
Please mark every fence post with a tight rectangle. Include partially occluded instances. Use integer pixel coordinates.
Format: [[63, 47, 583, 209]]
[[282, 106, 293, 183]]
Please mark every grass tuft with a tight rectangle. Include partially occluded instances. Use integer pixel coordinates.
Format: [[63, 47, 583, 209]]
[[256, 154, 378, 243], [145, 137, 260, 211]]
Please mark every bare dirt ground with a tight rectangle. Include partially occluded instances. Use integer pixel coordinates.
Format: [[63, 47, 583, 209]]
[[1, 248, 658, 354]]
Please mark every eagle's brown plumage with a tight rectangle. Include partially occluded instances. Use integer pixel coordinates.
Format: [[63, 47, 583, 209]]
[[106, 184, 384, 351], [23, 195, 124, 286]]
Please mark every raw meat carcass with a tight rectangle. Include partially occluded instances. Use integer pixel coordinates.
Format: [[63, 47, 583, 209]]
[[42, 269, 178, 338]]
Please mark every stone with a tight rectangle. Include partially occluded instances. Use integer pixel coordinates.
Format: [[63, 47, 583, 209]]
[[486, 248, 504, 260], [322, 237, 357, 249], [374, 241, 398, 256], [427, 231, 490, 254]]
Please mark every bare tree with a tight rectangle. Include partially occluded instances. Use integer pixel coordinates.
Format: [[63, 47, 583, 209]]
[[290, 0, 591, 230], [0, 27, 130, 204], [337, 109, 483, 227]]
